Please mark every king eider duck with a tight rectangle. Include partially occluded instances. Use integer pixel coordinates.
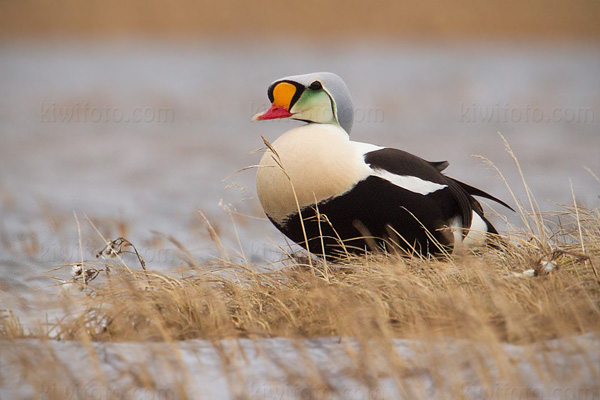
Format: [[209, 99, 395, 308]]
[[252, 72, 513, 258]]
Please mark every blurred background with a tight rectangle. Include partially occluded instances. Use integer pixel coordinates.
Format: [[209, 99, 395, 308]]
[[0, 0, 599, 291]]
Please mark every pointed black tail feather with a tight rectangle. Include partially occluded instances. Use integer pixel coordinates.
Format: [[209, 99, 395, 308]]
[[449, 178, 515, 212], [428, 160, 450, 172], [482, 214, 499, 235]]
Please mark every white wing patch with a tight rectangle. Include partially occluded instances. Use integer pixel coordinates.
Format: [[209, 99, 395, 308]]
[[371, 169, 447, 195], [351, 141, 447, 196]]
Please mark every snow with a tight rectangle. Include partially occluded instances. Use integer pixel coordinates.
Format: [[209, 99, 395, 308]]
[[1, 334, 598, 399]]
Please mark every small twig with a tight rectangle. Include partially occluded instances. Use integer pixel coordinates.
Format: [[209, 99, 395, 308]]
[[85, 215, 133, 274], [312, 196, 329, 282], [73, 212, 86, 288], [96, 237, 146, 271]]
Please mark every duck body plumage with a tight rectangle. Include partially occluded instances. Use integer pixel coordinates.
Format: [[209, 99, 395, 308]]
[[253, 72, 512, 258], [257, 123, 507, 257]]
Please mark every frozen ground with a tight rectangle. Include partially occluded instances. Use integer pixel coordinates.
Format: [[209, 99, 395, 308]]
[[1, 334, 599, 399], [0, 42, 600, 256], [1, 41, 599, 266], [1, 40, 599, 300], [0, 40, 599, 399]]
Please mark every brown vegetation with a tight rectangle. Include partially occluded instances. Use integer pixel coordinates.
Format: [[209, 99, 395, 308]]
[[1, 0, 599, 40], [1, 143, 599, 397]]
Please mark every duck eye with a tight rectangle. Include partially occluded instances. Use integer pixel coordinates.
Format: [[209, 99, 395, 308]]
[[308, 81, 322, 90]]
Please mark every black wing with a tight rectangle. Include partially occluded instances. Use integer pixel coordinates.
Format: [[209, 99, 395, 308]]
[[364, 148, 473, 228], [363, 148, 512, 231], [364, 148, 449, 185]]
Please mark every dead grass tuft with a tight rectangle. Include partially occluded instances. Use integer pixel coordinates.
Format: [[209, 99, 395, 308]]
[[3, 204, 595, 346], [1, 143, 599, 397], [3, 206, 599, 397]]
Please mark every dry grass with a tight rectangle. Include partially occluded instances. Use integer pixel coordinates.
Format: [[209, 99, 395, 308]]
[[1, 204, 600, 398], [3, 203, 599, 345], [1, 144, 600, 397], [49, 210, 600, 343]]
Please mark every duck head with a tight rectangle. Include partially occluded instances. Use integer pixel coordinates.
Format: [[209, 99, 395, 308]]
[[252, 72, 354, 134]]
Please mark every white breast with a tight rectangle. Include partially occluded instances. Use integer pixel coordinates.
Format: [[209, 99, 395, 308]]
[[256, 124, 371, 223]]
